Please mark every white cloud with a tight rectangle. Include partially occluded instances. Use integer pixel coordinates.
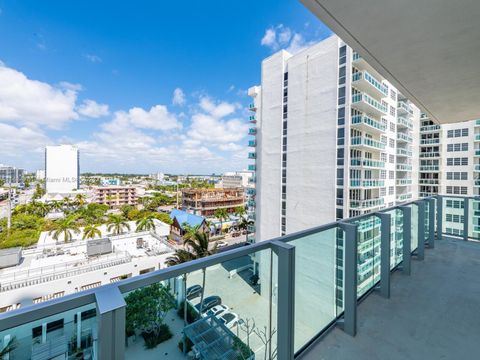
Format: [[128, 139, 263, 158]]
[[0, 63, 79, 129], [260, 24, 315, 54], [172, 88, 186, 106], [77, 99, 110, 118], [84, 54, 102, 63], [113, 105, 182, 131], [199, 97, 237, 118]]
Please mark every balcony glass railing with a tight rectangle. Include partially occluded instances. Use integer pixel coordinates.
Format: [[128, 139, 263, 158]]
[[351, 136, 386, 150], [397, 133, 413, 143], [396, 148, 413, 157], [351, 92, 387, 114], [351, 71, 388, 96], [351, 114, 386, 131], [350, 180, 385, 187], [397, 101, 413, 115], [248, 152, 256, 159], [249, 115, 256, 123], [350, 158, 385, 168], [397, 179, 413, 185], [397, 117, 413, 129], [475, 149, 480, 157], [248, 140, 256, 147], [475, 134, 480, 141], [1, 196, 466, 360], [248, 103, 256, 111], [420, 152, 440, 158], [248, 164, 256, 171], [420, 124, 440, 132], [396, 164, 413, 171], [420, 165, 440, 171], [248, 128, 257, 135], [420, 138, 440, 145], [350, 198, 385, 209]]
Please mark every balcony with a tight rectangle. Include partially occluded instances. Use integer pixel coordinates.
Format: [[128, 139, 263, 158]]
[[248, 127, 257, 135], [420, 124, 441, 132], [351, 92, 387, 117], [350, 136, 385, 151], [475, 149, 480, 157], [396, 148, 412, 157], [475, 134, 480, 141], [349, 197, 384, 209], [248, 164, 256, 171], [397, 100, 413, 115], [396, 193, 412, 201], [248, 103, 257, 112], [249, 115, 257, 123], [397, 116, 413, 130], [351, 70, 388, 98], [350, 180, 385, 188], [350, 158, 385, 169], [246, 188, 256, 196], [248, 140, 256, 147], [396, 164, 412, 171], [396, 179, 412, 185], [351, 114, 386, 133], [248, 152, 256, 159], [397, 132, 412, 143], [419, 179, 439, 185], [1, 195, 477, 360], [420, 165, 440, 172], [420, 138, 440, 145], [420, 152, 440, 158]]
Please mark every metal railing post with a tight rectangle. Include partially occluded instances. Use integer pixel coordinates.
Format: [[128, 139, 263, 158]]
[[95, 286, 126, 360], [416, 201, 425, 261], [376, 213, 391, 298], [428, 198, 435, 248], [436, 195, 443, 241], [399, 206, 411, 275], [464, 197, 469, 241], [271, 240, 295, 360], [338, 222, 358, 336]]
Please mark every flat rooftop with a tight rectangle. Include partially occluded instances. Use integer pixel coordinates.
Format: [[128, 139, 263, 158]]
[[302, 238, 480, 360]]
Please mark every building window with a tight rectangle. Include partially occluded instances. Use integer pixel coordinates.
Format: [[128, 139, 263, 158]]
[[389, 139, 395, 148], [389, 154, 395, 163], [389, 186, 394, 195], [337, 107, 345, 126], [390, 89, 396, 101], [389, 171, 394, 179], [390, 122, 395, 132], [390, 106, 396, 117]]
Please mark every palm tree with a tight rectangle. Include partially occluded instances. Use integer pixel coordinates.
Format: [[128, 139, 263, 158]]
[[214, 208, 229, 235], [35, 201, 51, 217], [49, 217, 80, 243], [82, 224, 102, 240], [135, 214, 156, 232], [234, 206, 246, 218], [184, 231, 217, 315], [74, 193, 86, 208], [107, 214, 130, 235], [50, 200, 63, 212], [238, 215, 254, 241], [181, 223, 200, 243]]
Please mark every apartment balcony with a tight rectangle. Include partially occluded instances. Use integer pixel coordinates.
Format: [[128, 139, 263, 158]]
[[2, 195, 478, 360], [248, 103, 257, 112], [474, 149, 480, 157], [248, 152, 256, 159], [420, 124, 441, 132], [420, 152, 440, 158], [351, 92, 387, 117], [350, 136, 385, 151], [248, 127, 257, 135], [397, 100, 413, 116], [475, 134, 480, 141], [397, 116, 413, 130], [246, 188, 256, 196], [248, 140, 256, 147], [396, 193, 412, 202], [350, 180, 385, 188], [249, 115, 257, 123], [396, 164, 413, 171], [248, 164, 256, 171], [396, 148, 412, 157], [247, 199, 256, 207], [396, 179, 413, 185], [249, 176, 256, 183], [396, 132, 412, 143], [351, 114, 386, 134], [350, 158, 385, 169], [351, 70, 388, 98], [420, 138, 440, 145], [420, 165, 440, 172], [349, 197, 384, 209], [475, 165, 480, 172], [419, 179, 439, 185]]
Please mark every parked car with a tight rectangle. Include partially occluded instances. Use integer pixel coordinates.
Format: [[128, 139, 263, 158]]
[[195, 295, 222, 313], [186, 285, 202, 300], [219, 312, 240, 329], [216, 240, 228, 248], [202, 304, 229, 318]]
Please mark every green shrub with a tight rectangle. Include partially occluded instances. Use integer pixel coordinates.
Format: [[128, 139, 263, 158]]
[[141, 324, 172, 349], [177, 302, 198, 324], [178, 337, 194, 353]]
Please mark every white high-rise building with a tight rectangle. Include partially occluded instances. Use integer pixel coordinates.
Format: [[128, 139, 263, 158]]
[[249, 35, 421, 242], [45, 145, 80, 194]]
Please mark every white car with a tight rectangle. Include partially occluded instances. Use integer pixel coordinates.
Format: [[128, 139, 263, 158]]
[[202, 304, 229, 318], [219, 311, 240, 329], [216, 240, 228, 248]]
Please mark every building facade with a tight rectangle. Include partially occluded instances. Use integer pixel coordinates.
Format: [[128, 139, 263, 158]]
[[250, 35, 420, 243], [45, 145, 80, 194], [0, 165, 25, 185], [181, 188, 245, 217], [93, 186, 137, 209]]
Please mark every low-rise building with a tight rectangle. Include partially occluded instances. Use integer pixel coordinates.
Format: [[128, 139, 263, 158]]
[[93, 186, 137, 209], [0, 164, 25, 185], [169, 209, 208, 243], [181, 187, 245, 217]]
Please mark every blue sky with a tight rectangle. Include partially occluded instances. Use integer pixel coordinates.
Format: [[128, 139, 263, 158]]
[[0, 0, 331, 174]]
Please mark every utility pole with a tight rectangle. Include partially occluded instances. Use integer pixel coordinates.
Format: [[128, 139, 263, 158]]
[[7, 174, 11, 234], [176, 181, 179, 209]]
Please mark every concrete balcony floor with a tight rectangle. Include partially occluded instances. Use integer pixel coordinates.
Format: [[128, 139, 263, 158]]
[[301, 238, 480, 360]]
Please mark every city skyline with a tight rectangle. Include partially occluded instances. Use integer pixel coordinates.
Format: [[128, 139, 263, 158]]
[[0, 1, 331, 174]]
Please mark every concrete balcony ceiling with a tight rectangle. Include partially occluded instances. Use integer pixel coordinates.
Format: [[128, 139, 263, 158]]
[[301, 0, 480, 124]]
